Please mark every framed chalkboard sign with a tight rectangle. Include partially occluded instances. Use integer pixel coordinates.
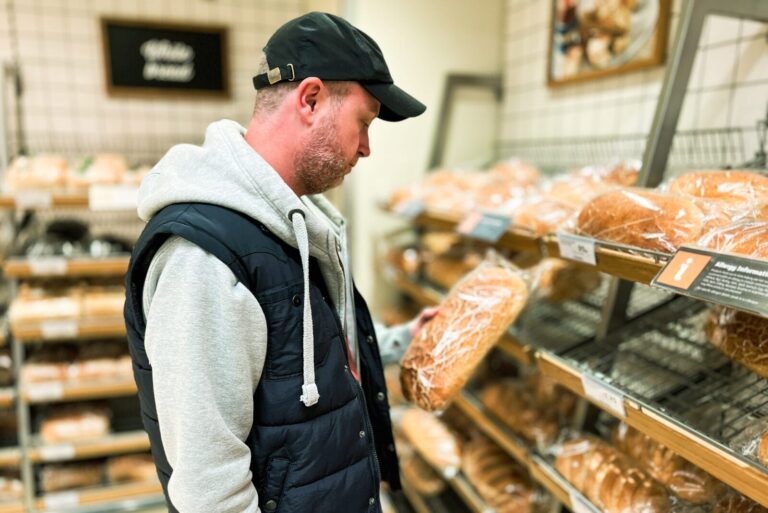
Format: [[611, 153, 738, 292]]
[[100, 18, 229, 98]]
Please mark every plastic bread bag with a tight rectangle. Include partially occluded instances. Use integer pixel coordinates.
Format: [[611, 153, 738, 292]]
[[553, 434, 671, 513], [39, 402, 111, 444], [527, 257, 602, 303], [505, 195, 580, 235], [538, 160, 640, 209], [574, 187, 705, 253], [392, 436, 446, 496], [0, 471, 23, 501], [461, 435, 540, 513], [704, 306, 768, 379], [727, 418, 768, 468], [400, 251, 530, 411], [388, 169, 479, 216], [489, 159, 541, 187], [398, 407, 462, 478], [664, 170, 768, 204], [697, 220, 768, 259], [39, 461, 104, 492], [712, 493, 768, 513], [612, 422, 726, 504]]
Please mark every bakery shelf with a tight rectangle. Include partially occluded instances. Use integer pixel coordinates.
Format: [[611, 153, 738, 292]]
[[11, 317, 126, 343], [35, 481, 163, 512], [29, 430, 149, 463], [445, 474, 494, 513], [534, 297, 768, 507], [400, 480, 438, 513], [0, 501, 25, 513], [390, 271, 443, 307], [21, 377, 136, 404], [0, 388, 15, 408], [0, 186, 139, 212], [0, 446, 21, 467], [4, 257, 130, 279]]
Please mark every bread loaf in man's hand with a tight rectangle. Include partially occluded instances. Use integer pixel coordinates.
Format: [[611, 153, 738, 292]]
[[612, 423, 725, 503], [576, 188, 704, 253], [400, 258, 528, 411], [462, 436, 536, 513], [705, 306, 768, 379]]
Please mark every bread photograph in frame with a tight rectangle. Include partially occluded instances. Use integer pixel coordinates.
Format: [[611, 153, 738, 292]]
[[547, 0, 670, 86]]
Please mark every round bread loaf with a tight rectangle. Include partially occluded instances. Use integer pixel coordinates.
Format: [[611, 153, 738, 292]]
[[667, 170, 768, 202], [699, 220, 768, 259], [399, 408, 461, 477], [705, 307, 768, 379], [513, 198, 578, 235], [576, 188, 704, 253]]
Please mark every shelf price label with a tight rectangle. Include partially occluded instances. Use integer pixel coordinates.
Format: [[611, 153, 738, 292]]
[[15, 190, 53, 210], [41, 320, 79, 340], [457, 212, 511, 243], [26, 382, 64, 402], [653, 246, 768, 318], [40, 444, 76, 462], [44, 491, 80, 510], [88, 185, 139, 211], [569, 490, 596, 513], [28, 257, 68, 276], [556, 233, 597, 265], [581, 374, 626, 418]]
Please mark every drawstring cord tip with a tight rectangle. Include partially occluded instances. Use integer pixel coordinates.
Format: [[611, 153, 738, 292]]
[[300, 383, 320, 407]]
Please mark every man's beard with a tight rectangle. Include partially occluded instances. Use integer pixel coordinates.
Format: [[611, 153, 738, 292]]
[[293, 116, 350, 195]]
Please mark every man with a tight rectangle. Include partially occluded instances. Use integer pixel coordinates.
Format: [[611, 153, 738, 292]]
[[124, 11, 428, 513]]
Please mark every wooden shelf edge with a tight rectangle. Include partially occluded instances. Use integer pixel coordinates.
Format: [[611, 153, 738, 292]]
[[37, 482, 163, 510], [12, 320, 127, 343], [30, 431, 149, 463], [447, 474, 494, 513], [400, 480, 434, 513], [535, 351, 768, 508], [0, 447, 21, 467], [0, 388, 15, 408], [22, 378, 137, 404], [4, 257, 129, 278], [0, 501, 24, 513]]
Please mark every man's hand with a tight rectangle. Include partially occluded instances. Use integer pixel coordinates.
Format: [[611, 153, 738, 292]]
[[410, 306, 440, 337]]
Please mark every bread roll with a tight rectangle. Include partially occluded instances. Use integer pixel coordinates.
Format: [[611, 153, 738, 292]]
[[555, 436, 670, 513], [461, 436, 535, 513], [713, 494, 768, 513], [698, 220, 768, 259], [3, 154, 68, 191], [107, 454, 158, 483], [400, 260, 528, 411], [612, 423, 725, 503], [480, 380, 561, 446], [512, 198, 578, 235], [705, 306, 768, 379], [399, 408, 461, 477], [40, 462, 103, 492], [667, 170, 768, 202], [40, 404, 110, 443], [759, 431, 768, 467], [576, 188, 704, 253], [533, 258, 601, 302]]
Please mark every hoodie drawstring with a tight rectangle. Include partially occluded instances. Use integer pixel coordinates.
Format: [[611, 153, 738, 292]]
[[290, 209, 320, 407]]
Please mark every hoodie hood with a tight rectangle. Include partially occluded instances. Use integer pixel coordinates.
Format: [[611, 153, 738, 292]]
[[138, 119, 357, 407]]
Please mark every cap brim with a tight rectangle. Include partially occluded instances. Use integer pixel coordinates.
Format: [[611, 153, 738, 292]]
[[362, 82, 426, 122]]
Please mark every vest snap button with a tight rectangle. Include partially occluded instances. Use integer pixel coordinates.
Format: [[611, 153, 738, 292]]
[[376, 392, 385, 401], [369, 497, 376, 505], [291, 295, 301, 306], [264, 499, 278, 511], [359, 430, 366, 438], [366, 335, 374, 344], [387, 443, 395, 452]]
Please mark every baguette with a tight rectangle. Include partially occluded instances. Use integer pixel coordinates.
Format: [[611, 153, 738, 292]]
[[576, 188, 704, 253], [400, 260, 528, 411], [612, 423, 725, 503], [705, 306, 768, 379]]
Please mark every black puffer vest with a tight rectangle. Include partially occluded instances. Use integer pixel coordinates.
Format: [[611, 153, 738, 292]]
[[124, 203, 400, 513]]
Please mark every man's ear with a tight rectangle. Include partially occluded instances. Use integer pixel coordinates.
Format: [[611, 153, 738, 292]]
[[295, 77, 325, 125]]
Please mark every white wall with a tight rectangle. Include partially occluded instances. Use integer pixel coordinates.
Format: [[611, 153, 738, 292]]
[[347, 0, 505, 310]]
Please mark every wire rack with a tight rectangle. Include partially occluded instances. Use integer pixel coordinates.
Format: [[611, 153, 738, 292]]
[[558, 296, 768, 469]]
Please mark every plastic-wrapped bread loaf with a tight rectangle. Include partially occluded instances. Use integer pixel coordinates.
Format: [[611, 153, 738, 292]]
[[576, 188, 704, 253], [511, 198, 578, 235], [399, 408, 461, 478], [40, 461, 103, 492], [396, 440, 446, 496], [667, 170, 768, 203], [491, 159, 540, 187], [713, 494, 768, 513], [0, 473, 23, 501], [400, 257, 529, 411], [612, 423, 725, 503], [705, 306, 768, 379], [106, 454, 158, 483], [40, 404, 110, 443], [555, 436, 670, 513], [698, 220, 768, 259], [532, 258, 601, 302], [461, 436, 535, 513], [480, 380, 561, 446], [759, 432, 768, 467]]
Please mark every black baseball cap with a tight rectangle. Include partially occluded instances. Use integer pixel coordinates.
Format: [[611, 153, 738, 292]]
[[252, 12, 426, 122]]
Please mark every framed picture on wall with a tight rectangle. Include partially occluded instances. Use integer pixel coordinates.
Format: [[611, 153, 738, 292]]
[[101, 18, 229, 98], [547, 0, 670, 86]]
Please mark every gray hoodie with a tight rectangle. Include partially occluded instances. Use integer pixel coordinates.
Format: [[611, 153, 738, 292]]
[[138, 119, 411, 512]]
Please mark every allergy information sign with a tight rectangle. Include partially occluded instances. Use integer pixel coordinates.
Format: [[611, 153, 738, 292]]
[[652, 246, 768, 318]]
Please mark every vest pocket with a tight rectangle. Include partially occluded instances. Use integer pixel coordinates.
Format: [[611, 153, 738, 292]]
[[260, 456, 290, 511]]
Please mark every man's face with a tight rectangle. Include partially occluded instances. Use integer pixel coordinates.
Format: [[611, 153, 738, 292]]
[[294, 83, 380, 195]]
